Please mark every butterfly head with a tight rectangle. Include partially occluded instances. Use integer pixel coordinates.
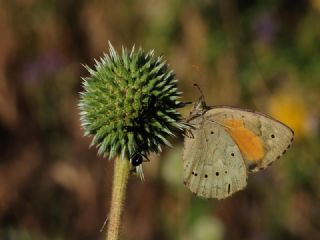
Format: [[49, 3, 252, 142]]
[[187, 84, 209, 121]]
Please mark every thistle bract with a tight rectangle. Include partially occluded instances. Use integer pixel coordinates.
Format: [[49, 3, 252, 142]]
[[79, 43, 185, 161]]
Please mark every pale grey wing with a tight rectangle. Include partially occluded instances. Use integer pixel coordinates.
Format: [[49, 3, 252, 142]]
[[183, 118, 247, 199], [207, 107, 294, 172]]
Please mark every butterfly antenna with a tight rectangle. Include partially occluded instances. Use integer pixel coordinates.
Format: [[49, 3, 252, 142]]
[[193, 84, 205, 100], [193, 83, 208, 109]]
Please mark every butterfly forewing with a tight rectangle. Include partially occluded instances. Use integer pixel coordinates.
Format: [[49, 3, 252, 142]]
[[183, 116, 247, 199], [206, 107, 294, 172]]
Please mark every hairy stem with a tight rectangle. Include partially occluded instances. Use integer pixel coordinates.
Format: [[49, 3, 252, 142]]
[[106, 157, 130, 240]]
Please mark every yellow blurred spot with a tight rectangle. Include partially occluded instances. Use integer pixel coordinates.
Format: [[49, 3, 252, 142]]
[[311, 0, 320, 12], [268, 93, 308, 139]]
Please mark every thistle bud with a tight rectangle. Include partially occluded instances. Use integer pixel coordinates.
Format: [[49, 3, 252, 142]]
[[79, 43, 186, 163]]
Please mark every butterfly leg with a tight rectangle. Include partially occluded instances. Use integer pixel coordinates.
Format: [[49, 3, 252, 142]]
[[184, 128, 194, 138], [184, 122, 202, 138]]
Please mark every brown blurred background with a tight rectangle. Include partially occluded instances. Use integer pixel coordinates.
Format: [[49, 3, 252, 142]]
[[0, 0, 320, 239]]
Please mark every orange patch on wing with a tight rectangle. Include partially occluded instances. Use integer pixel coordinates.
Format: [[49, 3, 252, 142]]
[[222, 119, 265, 161]]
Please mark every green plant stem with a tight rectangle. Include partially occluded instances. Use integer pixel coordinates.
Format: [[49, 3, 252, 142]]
[[106, 157, 130, 240]]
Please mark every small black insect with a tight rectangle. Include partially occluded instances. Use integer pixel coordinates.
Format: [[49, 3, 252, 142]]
[[131, 153, 143, 166], [130, 152, 149, 167]]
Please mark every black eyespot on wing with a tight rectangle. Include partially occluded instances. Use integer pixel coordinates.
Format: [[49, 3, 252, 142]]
[[215, 172, 219, 176], [282, 149, 287, 155], [195, 173, 198, 176], [204, 174, 208, 178], [192, 171, 195, 175], [210, 131, 214, 134], [271, 134, 275, 138], [231, 153, 234, 157], [225, 171, 227, 174]]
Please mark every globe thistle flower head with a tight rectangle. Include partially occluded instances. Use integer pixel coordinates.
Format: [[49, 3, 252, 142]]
[[79, 42, 186, 164]]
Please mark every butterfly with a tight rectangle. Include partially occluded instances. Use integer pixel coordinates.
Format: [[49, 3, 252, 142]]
[[183, 84, 294, 199]]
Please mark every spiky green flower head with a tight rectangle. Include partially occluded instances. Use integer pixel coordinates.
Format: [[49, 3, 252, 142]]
[[79, 42, 186, 166]]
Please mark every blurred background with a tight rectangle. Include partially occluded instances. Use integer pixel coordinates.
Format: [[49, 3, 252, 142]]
[[0, 0, 320, 239]]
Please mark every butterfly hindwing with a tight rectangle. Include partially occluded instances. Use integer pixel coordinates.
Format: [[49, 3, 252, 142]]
[[253, 111, 294, 170], [183, 116, 247, 199]]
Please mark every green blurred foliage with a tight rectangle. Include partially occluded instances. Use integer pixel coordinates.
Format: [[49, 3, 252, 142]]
[[0, 0, 319, 239]]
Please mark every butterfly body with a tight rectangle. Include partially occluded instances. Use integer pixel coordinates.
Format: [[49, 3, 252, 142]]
[[183, 95, 294, 199]]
